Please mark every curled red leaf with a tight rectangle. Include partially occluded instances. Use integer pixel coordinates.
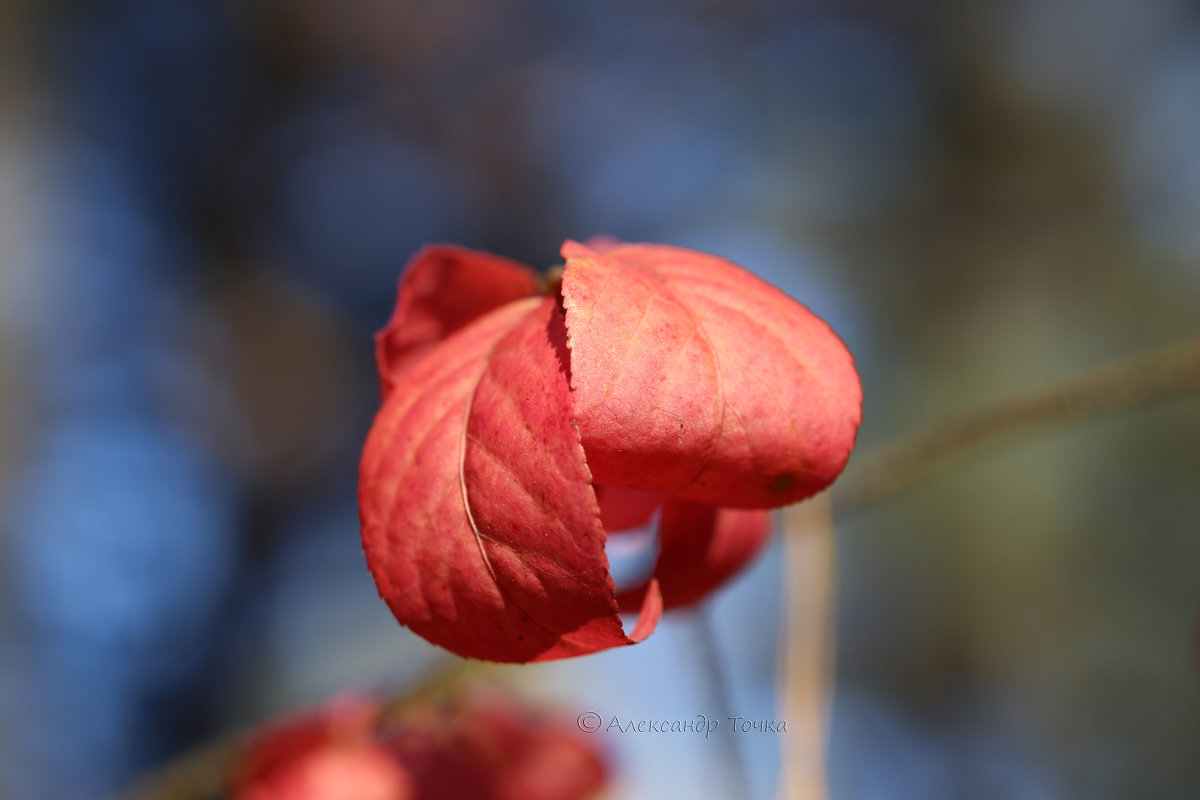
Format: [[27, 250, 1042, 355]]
[[561, 240, 861, 508], [360, 239, 860, 662], [361, 296, 660, 662], [376, 245, 541, 396], [593, 485, 663, 533], [618, 501, 772, 612]]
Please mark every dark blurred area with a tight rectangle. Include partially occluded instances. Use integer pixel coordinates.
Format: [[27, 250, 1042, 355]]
[[0, 1, 1197, 798]]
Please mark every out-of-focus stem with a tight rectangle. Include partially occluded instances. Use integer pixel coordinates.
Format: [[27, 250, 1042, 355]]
[[122, 727, 246, 800], [776, 496, 836, 800], [691, 606, 752, 800], [834, 341, 1200, 512]]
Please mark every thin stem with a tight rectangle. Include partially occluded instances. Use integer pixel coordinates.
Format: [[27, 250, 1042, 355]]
[[833, 341, 1200, 513], [121, 727, 245, 800], [690, 605, 752, 800], [776, 497, 836, 800]]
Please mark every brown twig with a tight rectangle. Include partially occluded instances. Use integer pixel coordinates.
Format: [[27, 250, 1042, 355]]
[[833, 341, 1200, 513], [122, 726, 247, 800]]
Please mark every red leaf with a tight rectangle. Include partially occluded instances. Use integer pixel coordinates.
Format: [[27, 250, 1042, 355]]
[[617, 500, 772, 611], [360, 296, 660, 662], [561, 240, 862, 508], [232, 694, 609, 800], [362, 238, 861, 658], [375, 245, 540, 397], [593, 485, 663, 533], [231, 699, 412, 800], [393, 694, 609, 800]]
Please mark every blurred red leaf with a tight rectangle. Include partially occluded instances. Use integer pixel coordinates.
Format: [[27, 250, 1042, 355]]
[[231, 699, 412, 800], [231, 694, 609, 800], [392, 695, 609, 800]]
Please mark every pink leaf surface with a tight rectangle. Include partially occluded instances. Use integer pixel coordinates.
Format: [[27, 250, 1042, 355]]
[[561, 240, 862, 508], [617, 500, 772, 611], [360, 295, 660, 662], [593, 485, 663, 533], [375, 245, 541, 396]]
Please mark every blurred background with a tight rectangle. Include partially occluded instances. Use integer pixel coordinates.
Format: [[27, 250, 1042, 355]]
[[0, 1, 1197, 798]]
